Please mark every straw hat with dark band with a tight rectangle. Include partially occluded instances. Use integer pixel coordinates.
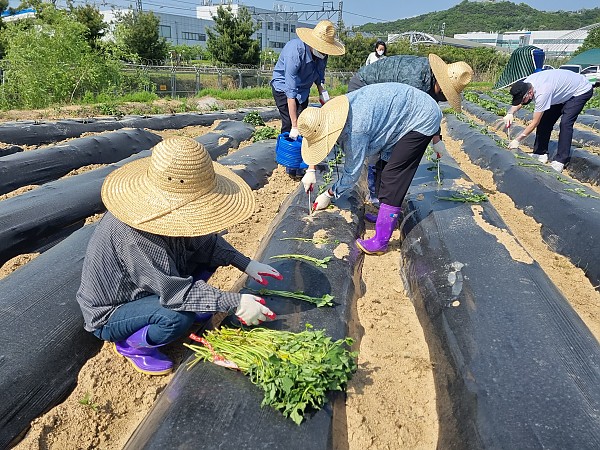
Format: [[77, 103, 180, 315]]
[[428, 54, 473, 112], [101, 136, 255, 237], [296, 20, 345, 56], [298, 95, 350, 165]]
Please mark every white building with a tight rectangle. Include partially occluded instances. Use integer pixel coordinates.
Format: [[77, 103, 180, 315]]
[[454, 30, 588, 56], [102, 1, 313, 52]]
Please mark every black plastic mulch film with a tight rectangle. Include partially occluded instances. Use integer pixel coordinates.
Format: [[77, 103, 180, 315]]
[[0, 109, 281, 146], [446, 110, 600, 289], [0, 119, 275, 448], [399, 140, 600, 448], [461, 100, 600, 186], [0, 129, 162, 196], [124, 162, 365, 450], [2, 111, 599, 449]]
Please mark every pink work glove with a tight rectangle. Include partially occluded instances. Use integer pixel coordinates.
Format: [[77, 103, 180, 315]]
[[245, 260, 283, 285], [235, 294, 276, 326]]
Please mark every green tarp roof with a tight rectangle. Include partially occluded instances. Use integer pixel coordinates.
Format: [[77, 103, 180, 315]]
[[567, 48, 600, 68], [494, 45, 543, 89]]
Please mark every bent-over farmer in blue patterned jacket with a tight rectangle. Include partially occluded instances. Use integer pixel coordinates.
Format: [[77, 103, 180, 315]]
[[76, 137, 283, 376], [298, 83, 444, 256]]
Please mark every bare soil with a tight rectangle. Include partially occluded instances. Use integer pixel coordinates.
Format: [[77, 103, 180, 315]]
[[6, 113, 600, 450]]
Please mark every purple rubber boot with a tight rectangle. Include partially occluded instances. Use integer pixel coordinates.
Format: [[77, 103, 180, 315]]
[[365, 212, 377, 223], [356, 203, 401, 255], [114, 326, 173, 376]]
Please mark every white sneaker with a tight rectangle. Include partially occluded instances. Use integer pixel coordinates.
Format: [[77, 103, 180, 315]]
[[531, 153, 548, 163], [549, 161, 564, 173]]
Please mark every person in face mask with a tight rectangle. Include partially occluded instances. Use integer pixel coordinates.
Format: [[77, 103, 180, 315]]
[[270, 20, 345, 177], [365, 39, 387, 66], [505, 70, 593, 173]]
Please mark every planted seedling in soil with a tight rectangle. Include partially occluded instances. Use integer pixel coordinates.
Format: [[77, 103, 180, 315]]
[[248, 287, 334, 307], [437, 189, 488, 203], [184, 325, 357, 424], [270, 254, 331, 268], [425, 145, 443, 185], [79, 393, 100, 411], [243, 111, 265, 127], [252, 126, 279, 142], [280, 237, 340, 245], [564, 187, 600, 199]]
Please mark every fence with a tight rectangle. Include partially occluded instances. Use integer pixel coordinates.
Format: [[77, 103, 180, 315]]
[[123, 63, 355, 97]]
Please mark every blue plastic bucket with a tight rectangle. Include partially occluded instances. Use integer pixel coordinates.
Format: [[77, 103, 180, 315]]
[[275, 132, 308, 169]]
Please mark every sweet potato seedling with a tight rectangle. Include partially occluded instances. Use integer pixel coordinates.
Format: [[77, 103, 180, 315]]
[[248, 287, 334, 307], [184, 326, 357, 424], [270, 254, 331, 268]]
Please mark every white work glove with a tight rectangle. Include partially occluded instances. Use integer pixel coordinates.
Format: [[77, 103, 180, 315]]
[[312, 190, 333, 211], [319, 90, 330, 106], [289, 127, 299, 140], [508, 139, 520, 149], [245, 260, 283, 286], [235, 294, 276, 326], [503, 113, 514, 129], [432, 140, 446, 159], [301, 168, 316, 193]]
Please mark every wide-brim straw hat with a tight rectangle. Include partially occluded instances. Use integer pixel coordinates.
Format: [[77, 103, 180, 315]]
[[101, 136, 255, 237], [428, 53, 473, 112], [296, 20, 345, 56], [298, 95, 349, 165]]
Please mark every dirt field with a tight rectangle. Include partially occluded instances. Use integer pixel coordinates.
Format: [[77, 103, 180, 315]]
[[4, 108, 600, 449]]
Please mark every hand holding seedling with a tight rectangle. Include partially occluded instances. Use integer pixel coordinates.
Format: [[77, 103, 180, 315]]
[[245, 260, 283, 285], [313, 190, 332, 211], [235, 294, 276, 326]]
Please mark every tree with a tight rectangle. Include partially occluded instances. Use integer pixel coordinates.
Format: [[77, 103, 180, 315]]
[[0, 0, 9, 57], [572, 27, 600, 56], [168, 43, 208, 63], [206, 5, 260, 65], [114, 10, 168, 63], [0, 5, 120, 108], [68, 1, 107, 50]]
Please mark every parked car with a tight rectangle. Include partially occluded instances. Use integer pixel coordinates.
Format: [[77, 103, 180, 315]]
[[542, 64, 555, 70], [581, 65, 600, 83], [558, 64, 583, 73]]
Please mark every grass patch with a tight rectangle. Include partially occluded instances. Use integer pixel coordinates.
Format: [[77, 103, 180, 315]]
[[197, 87, 272, 100]]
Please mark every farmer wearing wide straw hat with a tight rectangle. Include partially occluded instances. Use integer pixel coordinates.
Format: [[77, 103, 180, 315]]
[[298, 83, 443, 255], [327, 54, 473, 208], [76, 137, 283, 376], [271, 20, 345, 177]]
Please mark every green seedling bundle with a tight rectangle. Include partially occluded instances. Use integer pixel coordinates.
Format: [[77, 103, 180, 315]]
[[184, 326, 357, 424]]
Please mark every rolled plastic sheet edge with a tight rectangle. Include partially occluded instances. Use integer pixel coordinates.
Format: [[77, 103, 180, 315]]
[[124, 158, 367, 450], [398, 143, 600, 448]]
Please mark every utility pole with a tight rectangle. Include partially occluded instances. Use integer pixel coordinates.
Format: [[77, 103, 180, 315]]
[[337, 1, 343, 31], [136, 0, 143, 12]]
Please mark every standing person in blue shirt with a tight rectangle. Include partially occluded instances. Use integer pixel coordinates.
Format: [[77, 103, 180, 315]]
[[297, 83, 445, 255], [271, 20, 345, 177]]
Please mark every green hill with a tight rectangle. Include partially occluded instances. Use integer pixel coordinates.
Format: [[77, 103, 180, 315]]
[[357, 1, 600, 36]]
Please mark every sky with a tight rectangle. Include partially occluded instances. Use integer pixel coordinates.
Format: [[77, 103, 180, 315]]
[[7, 0, 600, 27]]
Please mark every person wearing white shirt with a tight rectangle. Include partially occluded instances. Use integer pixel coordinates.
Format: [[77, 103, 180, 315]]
[[504, 69, 593, 173], [365, 40, 387, 66]]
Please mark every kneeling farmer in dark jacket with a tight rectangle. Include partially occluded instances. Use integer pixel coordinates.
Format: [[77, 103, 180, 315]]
[[76, 137, 282, 376]]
